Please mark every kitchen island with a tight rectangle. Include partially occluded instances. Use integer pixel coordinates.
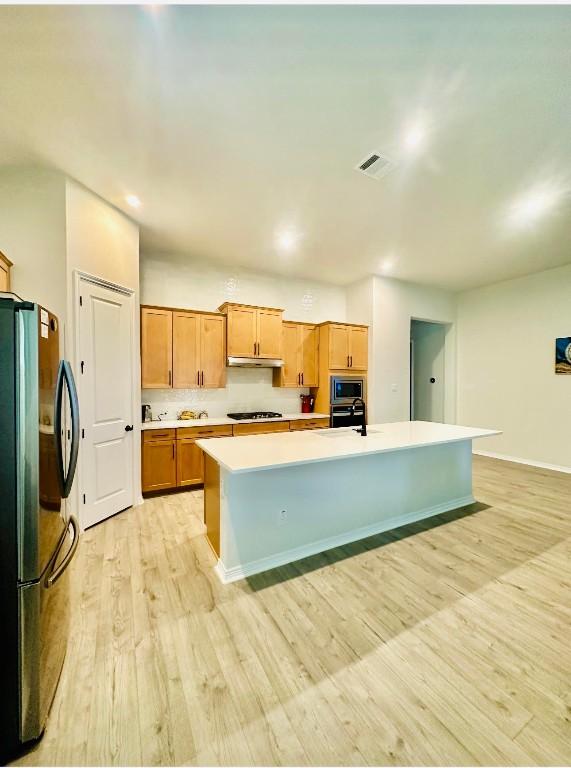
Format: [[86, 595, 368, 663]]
[[197, 421, 500, 583]]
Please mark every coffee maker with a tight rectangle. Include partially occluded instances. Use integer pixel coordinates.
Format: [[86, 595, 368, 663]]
[[142, 404, 152, 422]]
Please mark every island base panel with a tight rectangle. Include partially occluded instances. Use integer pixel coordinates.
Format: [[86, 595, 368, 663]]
[[215, 440, 474, 582]]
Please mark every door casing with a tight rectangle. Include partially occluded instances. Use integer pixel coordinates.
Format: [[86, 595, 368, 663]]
[[73, 271, 138, 530]]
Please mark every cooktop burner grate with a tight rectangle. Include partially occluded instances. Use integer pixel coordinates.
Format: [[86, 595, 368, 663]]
[[227, 411, 283, 421]]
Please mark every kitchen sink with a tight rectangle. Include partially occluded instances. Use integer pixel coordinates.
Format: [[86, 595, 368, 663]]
[[316, 428, 384, 439]]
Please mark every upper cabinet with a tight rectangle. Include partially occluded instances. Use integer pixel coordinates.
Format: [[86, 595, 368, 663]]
[[274, 322, 318, 387], [219, 303, 283, 360], [0, 251, 13, 293], [141, 307, 173, 388], [322, 322, 368, 371], [141, 306, 226, 389]]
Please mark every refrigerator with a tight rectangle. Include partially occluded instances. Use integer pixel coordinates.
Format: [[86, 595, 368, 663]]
[[0, 296, 80, 760]]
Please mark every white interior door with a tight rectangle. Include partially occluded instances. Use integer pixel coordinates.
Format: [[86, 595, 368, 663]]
[[79, 278, 134, 528]]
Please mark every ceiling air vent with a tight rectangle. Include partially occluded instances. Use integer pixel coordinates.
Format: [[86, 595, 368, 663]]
[[355, 152, 395, 180]]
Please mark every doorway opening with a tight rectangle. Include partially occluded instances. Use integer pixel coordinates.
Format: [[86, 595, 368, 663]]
[[410, 319, 447, 423]]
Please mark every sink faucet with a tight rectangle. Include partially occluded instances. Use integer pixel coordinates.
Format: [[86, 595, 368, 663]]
[[351, 397, 367, 436]]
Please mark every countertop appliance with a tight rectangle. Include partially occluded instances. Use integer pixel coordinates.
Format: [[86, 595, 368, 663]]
[[0, 297, 80, 760], [330, 374, 366, 405], [300, 394, 315, 413], [227, 411, 282, 420], [142, 404, 152, 423]]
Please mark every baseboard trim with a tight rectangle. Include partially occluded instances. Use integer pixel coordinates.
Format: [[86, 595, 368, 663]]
[[473, 450, 571, 475], [214, 494, 476, 584]]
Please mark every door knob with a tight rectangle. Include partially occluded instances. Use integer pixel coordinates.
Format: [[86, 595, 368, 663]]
[[430, 377, 436, 384], [125, 424, 134, 431]]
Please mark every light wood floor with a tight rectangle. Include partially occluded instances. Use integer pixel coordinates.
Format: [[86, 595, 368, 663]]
[[14, 456, 571, 766]]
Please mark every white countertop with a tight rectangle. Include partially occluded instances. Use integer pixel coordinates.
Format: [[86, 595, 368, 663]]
[[141, 412, 329, 430], [197, 421, 501, 474]]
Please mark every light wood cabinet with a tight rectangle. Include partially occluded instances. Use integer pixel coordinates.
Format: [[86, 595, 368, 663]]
[[200, 315, 226, 388], [274, 322, 319, 388], [279, 323, 301, 387], [232, 421, 290, 436], [329, 324, 351, 370], [220, 303, 283, 360], [324, 323, 368, 371], [141, 307, 172, 388], [257, 308, 283, 358], [313, 322, 369, 414], [142, 306, 226, 390], [0, 251, 12, 293], [348, 326, 368, 370], [142, 438, 177, 492], [176, 439, 204, 487], [172, 311, 200, 388], [290, 417, 330, 430], [225, 304, 258, 357]]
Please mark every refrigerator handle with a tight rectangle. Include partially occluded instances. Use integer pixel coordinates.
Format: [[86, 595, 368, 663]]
[[46, 515, 80, 588], [54, 360, 66, 497], [54, 360, 80, 499]]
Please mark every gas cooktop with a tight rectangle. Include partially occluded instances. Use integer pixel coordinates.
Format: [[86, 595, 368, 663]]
[[227, 411, 283, 421]]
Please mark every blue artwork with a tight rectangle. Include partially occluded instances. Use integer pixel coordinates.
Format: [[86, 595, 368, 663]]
[[555, 337, 571, 374]]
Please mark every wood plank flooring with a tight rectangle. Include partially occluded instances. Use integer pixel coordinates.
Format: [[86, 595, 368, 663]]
[[13, 456, 571, 766]]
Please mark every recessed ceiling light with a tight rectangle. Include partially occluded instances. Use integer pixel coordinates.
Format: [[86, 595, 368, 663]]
[[506, 183, 564, 229], [402, 114, 430, 156], [126, 194, 141, 209], [275, 229, 300, 252], [378, 254, 396, 274]]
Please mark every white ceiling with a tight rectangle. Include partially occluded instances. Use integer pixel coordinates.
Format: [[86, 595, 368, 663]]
[[0, 5, 570, 291]]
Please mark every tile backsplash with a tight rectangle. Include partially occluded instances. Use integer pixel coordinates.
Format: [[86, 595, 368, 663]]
[[142, 367, 310, 420]]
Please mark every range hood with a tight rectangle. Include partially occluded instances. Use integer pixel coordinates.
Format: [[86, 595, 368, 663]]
[[227, 356, 284, 368]]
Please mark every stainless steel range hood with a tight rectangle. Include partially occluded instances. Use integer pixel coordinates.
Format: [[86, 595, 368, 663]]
[[227, 356, 284, 368]]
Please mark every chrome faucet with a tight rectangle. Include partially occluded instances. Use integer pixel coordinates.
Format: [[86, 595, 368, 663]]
[[351, 397, 367, 437]]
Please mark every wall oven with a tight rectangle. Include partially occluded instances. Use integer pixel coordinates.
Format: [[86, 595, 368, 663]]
[[330, 404, 365, 428], [330, 375, 366, 405]]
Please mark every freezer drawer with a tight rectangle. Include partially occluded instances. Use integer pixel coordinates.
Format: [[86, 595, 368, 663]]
[[19, 518, 78, 742]]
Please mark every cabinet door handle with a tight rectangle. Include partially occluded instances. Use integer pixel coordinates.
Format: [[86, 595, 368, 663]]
[[301, 372, 304, 385], [168, 370, 172, 385], [347, 355, 349, 367], [254, 341, 257, 355], [197, 370, 200, 386], [172, 443, 175, 460], [201, 371, 204, 386], [350, 356, 353, 367]]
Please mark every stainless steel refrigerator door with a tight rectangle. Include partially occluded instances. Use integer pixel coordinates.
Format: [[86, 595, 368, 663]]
[[19, 517, 78, 742], [17, 306, 67, 583]]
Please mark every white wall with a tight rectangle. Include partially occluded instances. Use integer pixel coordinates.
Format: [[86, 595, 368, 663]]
[[141, 251, 346, 322], [140, 252, 347, 418], [457, 264, 571, 471], [0, 167, 67, 330], [347, 275, 457, 424]]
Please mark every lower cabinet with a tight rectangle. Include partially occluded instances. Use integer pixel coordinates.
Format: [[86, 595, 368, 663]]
[[142, 418, 330, 494], [232, 421, 290, 437], [290, 417, 330, 431], [142, 438, 177, 492], [177, 439, 205, 487]]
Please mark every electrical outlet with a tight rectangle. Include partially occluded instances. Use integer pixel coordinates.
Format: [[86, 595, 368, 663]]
[[278, 509, 288, 526], [391, 383, 397, 392]]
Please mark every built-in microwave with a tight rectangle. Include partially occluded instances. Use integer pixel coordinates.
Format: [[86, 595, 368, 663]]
[[330, 375, 366, 405]]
